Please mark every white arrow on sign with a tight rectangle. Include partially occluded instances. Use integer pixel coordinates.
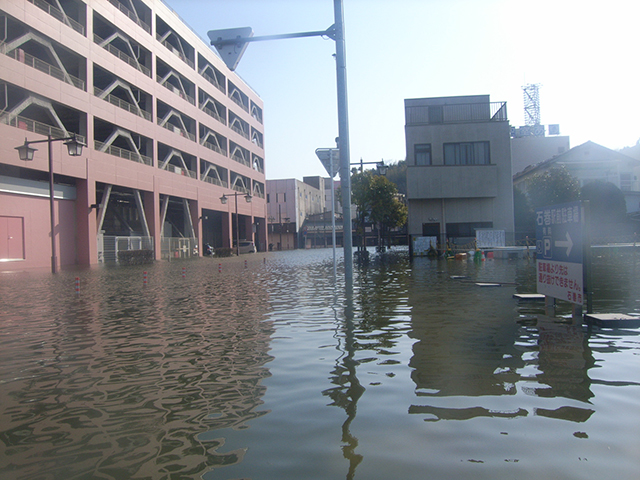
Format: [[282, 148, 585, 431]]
[[555, 231, 573, 257]]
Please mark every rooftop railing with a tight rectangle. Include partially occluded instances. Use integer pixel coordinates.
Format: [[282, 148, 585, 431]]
[[405, 101, 508, 125]]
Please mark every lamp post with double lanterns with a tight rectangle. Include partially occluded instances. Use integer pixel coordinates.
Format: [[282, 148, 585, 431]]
[[352, 158, 388, 175], [220, 191, 252, 256], [15, 134, 85, 273]]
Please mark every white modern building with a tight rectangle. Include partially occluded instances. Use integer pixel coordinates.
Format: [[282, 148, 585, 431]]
[[405, 94, 515, 249]]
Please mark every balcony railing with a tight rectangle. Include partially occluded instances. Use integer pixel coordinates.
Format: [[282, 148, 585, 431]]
[[157, 76, 195, 105], [2, 114, 86, 145], [231, 154, 251, 168], [202, 140, 226, 156], [405, 101, 508, 125], [203, 176, 227, 188], [229, 95, 249, 113], [164, 163, 196, 178], [231, 124, 250, 140], [94, 87, 152, 121], [107, 0, 151, 34], [94, 34, 151, 77], [200, 104, 226, 125], [231, 184, 250, 194], [2, 45, 85, 90], [200, 71, 225, 94], [158, 121, 196, 142], [28, 0, 85, 35], [157, 35, 195, 69], [94, 140, 152, 165]]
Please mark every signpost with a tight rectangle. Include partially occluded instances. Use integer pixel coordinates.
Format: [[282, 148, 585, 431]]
[[535, 201, 584, 305], [316, 148, 339, 280]]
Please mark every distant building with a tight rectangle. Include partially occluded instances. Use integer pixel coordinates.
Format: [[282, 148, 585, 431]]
[[404, 94, 515, 249], [514, 141, 640, 215], [511, 135, 571, 174], [266, 177, 326, 250]]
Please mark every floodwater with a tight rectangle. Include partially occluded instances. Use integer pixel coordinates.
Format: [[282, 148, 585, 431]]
[[1, 248, 639, 480]]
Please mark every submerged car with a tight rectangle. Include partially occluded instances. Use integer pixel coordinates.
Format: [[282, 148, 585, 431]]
[[236, 240, 256, 254]]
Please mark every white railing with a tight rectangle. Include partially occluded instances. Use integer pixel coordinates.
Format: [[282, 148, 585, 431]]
[[94, 87, 152, 121], [98, 235, 154, 264], [107, 0, 151, 33], [161, 237, 198, 260], [94, 140, 153, 165], [28, 0, 85, 35], [94, 34, 151, 77], [3, 46, 84, 90], [1, 114, 86, 144]]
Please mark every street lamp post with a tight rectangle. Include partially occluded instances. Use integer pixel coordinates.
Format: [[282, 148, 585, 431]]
[[353, 159, 388, 175], [220, 192, 252, 256], [15, 134, 85, 273], [208, 0, 354, 287]]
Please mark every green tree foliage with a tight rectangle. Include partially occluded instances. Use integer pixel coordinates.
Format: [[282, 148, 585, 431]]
[[580, 180, 627, 225], [384, 160, 407, 196], [526, 166, 580, 209], [350, 170, 407, 248], [513, 186, 535, 238]]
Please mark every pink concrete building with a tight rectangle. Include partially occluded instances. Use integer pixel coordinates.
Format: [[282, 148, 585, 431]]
[[0, 0, 267, 271]]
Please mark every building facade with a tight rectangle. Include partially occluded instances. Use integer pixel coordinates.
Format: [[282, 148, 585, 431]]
[[266, 177, 325, 250], [405, 95, 515, 248], [0, 0, 267, 270]]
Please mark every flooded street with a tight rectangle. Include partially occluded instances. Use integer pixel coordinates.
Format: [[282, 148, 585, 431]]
[[1, 249, 639, 480]]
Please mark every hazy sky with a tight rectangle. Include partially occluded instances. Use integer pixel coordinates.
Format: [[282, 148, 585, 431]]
[[164, 0, 640, 180]]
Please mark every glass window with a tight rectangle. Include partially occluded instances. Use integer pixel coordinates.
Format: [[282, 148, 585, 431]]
[[443, 141, 490, 165], [415, 144, 432, 165]]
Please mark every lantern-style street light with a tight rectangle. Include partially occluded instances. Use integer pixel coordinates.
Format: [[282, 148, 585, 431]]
[[15, 134, 85, 273], [220, 192, 252, 256]]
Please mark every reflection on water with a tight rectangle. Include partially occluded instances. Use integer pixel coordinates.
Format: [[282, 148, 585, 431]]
[[1, 249, 639, 479]]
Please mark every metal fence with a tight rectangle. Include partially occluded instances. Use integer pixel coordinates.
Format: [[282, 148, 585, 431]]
[[161, 237, 198, 260], [98, 236, 154, 264]]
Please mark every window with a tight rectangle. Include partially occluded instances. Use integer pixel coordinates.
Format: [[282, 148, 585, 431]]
[[415, 144, 432, 165], [267, 193, 270, 203], [443, 141, 490, 165], [283, 193, 287, 202]]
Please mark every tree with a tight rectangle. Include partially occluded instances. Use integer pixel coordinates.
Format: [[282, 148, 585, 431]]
[[526, 166, 580, 210], [513, 186, 535, 240], [581, 180, 628, 232], [350, 170, 407, 250], [384, 160, 407, 196]]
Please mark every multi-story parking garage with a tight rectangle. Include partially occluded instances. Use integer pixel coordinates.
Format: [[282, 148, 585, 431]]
[[0, 0, 267, 270]]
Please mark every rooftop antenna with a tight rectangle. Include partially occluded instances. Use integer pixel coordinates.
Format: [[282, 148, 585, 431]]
[[522, 83, 541, 126]]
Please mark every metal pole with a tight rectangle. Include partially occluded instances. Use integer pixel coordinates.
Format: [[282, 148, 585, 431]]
[[334, 0, 353, 288], [331, 152, 337, 280], [279, 203, 282, 250], [235, 194, 240, 256], [48, 135, 57, 274]]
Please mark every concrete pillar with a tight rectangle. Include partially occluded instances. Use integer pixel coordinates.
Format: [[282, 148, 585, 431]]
[[75, 175, 97, 265], [144, 189, 161, 260]]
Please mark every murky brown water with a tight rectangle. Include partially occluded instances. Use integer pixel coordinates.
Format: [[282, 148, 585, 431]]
[[1, 248, 639, 479]]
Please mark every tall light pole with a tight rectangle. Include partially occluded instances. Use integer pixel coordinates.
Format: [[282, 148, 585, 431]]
[[220, 192, 252, 256], [208, 0, 354, 287], [15, 134, 85, 273]]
